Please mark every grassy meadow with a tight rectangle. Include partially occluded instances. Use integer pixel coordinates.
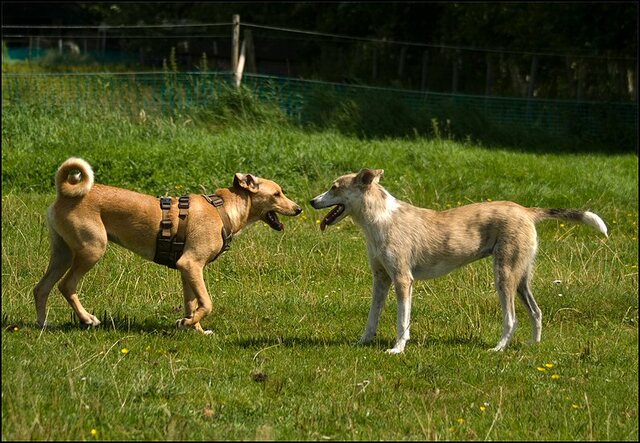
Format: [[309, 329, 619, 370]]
[[2, 67, 638, 440]]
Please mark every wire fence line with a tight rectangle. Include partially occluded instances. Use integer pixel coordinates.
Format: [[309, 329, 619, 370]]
[[3, 21, 634, 61], [3, 71, 636, 145]]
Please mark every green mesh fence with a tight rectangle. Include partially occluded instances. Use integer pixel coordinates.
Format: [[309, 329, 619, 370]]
[[2, 71, 637, 143]]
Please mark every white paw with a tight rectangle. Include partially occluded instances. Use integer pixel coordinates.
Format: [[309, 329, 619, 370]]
[[203, 329, 214, 336], [84, 315, 101, 327], [489, 344, 506, 352], [385, 347, 404, 354]]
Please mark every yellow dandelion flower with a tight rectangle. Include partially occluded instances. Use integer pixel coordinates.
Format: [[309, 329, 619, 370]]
[[479, 405, 486, 412], [449, 426, 456, 433], [560, 223, 565, 227], [571, 404, 581, 409], [551, 374, 560, 380], [486, 198, 493, 202], [13, 326, 19, 332], [544, 363, 554, 368], [536, 367, 546, 372], [316, 219, 321, 224], [121, 348, 129, 354], [90, 429, 98, 437], [457, 417, 465, 424]]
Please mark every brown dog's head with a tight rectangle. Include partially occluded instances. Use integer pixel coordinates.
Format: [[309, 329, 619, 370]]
[[234, 173, 302, 230], [309, 168, 384, 230]]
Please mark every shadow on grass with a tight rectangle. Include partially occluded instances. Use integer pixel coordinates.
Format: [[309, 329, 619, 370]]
[[2, 312, 179, 335], [3, 314, 501, 351], [233, 333, 492, 351]]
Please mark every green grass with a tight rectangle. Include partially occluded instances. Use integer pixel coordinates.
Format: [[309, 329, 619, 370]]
[[2, 99, 638, 440]]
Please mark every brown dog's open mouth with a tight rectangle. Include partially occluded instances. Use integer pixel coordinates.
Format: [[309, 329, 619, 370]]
[[264, 211, 284, 231], [320, 204, 345, 231]]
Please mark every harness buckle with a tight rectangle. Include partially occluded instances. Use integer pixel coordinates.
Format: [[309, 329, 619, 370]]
[[159, 197, 172, 210]]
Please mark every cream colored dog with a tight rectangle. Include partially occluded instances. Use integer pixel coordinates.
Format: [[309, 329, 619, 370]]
[[34, 157, 302, 333], [311, 168, 608, 353]]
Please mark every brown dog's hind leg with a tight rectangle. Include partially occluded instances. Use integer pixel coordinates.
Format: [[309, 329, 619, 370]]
[[175, 257, 213, 334], [34, 229, 72, 327], [57, 242, 106, 327]]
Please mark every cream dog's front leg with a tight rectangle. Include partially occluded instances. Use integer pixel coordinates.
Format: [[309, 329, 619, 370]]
[[359, 263, 392, 344], [387, 273, 414, 354]]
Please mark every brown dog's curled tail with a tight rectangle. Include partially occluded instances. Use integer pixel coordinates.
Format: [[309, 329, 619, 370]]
[[535, 208, 608, 238], [55, 157, 95, 198]]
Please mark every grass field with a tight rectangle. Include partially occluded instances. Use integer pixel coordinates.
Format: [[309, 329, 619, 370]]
[[2, 87, 638, 440]]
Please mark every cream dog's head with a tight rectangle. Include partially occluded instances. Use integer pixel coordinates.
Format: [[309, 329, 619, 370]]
[[309, 168, 384, 230]]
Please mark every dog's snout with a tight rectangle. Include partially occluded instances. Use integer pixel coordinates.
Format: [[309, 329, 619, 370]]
[[309, 198, 318, 208], [294, 206, 303, 215]]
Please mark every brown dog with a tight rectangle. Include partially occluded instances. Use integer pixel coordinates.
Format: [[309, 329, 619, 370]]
[[34, 157, 302, 333]]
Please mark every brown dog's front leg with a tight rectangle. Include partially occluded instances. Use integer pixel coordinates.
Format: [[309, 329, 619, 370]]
[[176, 258, 213, 334], [179, 273, 209, 334]]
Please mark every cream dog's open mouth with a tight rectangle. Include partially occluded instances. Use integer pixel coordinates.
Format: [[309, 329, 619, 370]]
[[320, 204, 345, 231]]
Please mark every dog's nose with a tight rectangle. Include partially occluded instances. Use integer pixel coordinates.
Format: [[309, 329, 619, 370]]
[[295, 207, 303, 215]]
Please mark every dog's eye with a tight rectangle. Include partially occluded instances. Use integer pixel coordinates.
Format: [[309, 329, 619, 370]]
[[274, 191, 281, 197], [331, 184, 338, 190]]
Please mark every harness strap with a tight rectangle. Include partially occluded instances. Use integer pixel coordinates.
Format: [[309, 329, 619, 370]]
[[153, 195, 190, 269], [202, 194, 233, 261], [159, 197, 172, 238]]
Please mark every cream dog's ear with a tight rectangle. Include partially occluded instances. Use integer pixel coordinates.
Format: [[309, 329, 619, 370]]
[[355, 168, 384, 186], [233, 173, 260, 193]]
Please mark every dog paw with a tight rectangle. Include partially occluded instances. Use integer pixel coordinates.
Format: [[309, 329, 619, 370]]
[[385, 347, 404, 355], [84, 315, 101, 327], [488, 345, 506, 352], [203, 329, 214, 336]]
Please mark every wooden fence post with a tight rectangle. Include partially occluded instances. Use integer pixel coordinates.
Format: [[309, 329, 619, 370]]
[[235, 40, 246, 88], [231, 14, 240, 74]]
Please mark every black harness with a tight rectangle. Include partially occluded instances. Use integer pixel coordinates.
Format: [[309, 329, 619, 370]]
[[153, 194, 233, 269]]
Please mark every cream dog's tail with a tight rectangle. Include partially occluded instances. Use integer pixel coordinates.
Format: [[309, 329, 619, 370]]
[[55, 157, 95, 198], [535, 208, 608, 238]]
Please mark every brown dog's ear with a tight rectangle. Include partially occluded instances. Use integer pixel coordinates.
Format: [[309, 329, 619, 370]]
[[355, 168, 384, 186], [234, 173, 260, 193]]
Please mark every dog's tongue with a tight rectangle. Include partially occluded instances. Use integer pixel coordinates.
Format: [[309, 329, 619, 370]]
[[265, 211, 284, 231], [320, 205, 343, 231]]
